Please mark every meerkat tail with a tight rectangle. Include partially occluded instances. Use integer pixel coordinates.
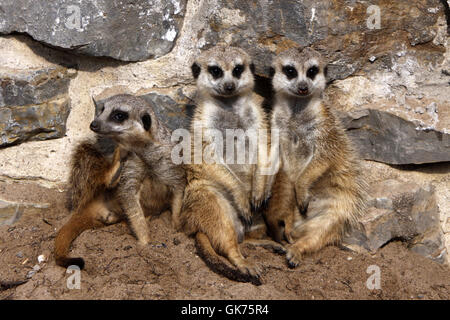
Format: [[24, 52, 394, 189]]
[[195, 232, 262, 286], [54, 200, 105, 269]]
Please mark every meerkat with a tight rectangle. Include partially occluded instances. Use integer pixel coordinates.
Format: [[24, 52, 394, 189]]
[[55, 137, 123, 268], [54, 94, 186, 268], [179, 45, 281, 285], [264, 47, 366, 267]]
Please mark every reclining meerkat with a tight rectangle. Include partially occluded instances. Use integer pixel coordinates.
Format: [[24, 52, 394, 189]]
[[54, 94, 186, 268], [264, 47, 367, 267], [179, 45, 281, 285]]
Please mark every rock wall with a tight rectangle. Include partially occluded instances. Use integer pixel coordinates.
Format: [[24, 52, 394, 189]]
[[0, 0, 448, 263]]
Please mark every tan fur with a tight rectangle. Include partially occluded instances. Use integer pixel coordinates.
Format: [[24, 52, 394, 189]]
[[55, 143, 123, 268], [264, 48, 367, 267], [54, 94, 186, 269], [179, 46, 278, 284]]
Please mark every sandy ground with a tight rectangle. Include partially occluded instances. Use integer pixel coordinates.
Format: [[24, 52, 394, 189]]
[[0, 182, 449, 300]]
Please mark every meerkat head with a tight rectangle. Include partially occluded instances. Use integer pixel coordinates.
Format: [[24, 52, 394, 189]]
[[270, 47, 327, 99], [191, 45, 255, 99], [90, 94, 159, 148]]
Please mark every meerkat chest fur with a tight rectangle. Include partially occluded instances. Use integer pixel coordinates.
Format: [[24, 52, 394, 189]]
[[272, 98, 323, 177], [194, 94, 263, 186], [202, 96, 260, 131]]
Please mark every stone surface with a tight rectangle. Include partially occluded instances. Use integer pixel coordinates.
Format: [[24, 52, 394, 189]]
[[344, 179, 447, 263], [0, 67, 74, 107], [0, 199, 49, 225], [0, 1, 448, 263], [339, 109, 450, 165], [0, 67, 75, 148], [187, 0, 446, 80], [0, 0, 187, 62]]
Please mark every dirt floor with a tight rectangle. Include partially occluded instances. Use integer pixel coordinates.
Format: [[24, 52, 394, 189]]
[[0, 182, 449, 300]]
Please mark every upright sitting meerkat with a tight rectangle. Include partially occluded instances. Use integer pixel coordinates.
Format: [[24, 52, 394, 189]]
[[55, 94, 186, 268], [264, 47, 366, 267], [179, 45, 277, 284]]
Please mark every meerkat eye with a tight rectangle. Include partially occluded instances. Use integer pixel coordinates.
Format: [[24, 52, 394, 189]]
[[232, 64, 245, 78], [110, 110, 129, 123], [307, 66, 319, 80], [207, 66, 223, 79], [282, 65, 298, 79]]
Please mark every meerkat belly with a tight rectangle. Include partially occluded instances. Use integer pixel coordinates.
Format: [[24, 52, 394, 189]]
[[139, 178, 171, 216], [280, 127, 315, 180], [204, 108, 257, 191]]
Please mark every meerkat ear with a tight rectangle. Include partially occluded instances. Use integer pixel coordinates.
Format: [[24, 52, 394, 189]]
[[269, 67, 275, 78], [191, 62, 201, 79], [249, 63, 255, 74], [92, 97, 101, 115], [141, 113, 151, 131]]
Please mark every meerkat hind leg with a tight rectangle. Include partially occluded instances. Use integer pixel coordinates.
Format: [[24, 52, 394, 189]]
[[55, 196, 115, 269], [286, 196, 345, 268], [186, 185, 262, 283]]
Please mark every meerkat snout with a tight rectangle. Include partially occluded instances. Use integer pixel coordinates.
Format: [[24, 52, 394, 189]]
[[90, 120, 100, 133], [223, 81, 236, 94], [297, 81, 309, 95]]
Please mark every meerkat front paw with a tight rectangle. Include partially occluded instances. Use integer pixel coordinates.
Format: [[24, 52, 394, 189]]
[[239, 201, 253, 225], [294, 187, 310, 216], [286, 244, 304, 268], [251, 188, 265, 210], [237, 260, 262, 285]]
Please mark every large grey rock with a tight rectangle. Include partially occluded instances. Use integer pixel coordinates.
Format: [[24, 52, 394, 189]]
[[344, 179, 447, 263], [140, 93, 192, 131], [0, 67, 75, 148], [0, 0, 187, 62], [340, 109, 450, 165], [0, 67, 74, 107], [191, 0, 445, 80]]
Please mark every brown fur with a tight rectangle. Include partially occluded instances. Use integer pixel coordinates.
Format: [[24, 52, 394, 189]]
[[264, 48, 367, 267], [54, 95, 186, 269], [179, 46, 280, 284], [55, 142, 123, 268]]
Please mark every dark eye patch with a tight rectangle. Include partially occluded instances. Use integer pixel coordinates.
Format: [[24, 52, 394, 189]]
[[110, 110, 129, 123], [306, 66, 319, 80], [282, 65, 298, 79], [191, 62, 201, 79], [141, 113, 151, 131], [269, 67, 275, 78], [232, 64, 245, 78], [207, 65, 224, 79]]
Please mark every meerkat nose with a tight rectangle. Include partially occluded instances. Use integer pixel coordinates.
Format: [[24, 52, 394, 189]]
[[297, 82, 309, 95], [224, 82, 236, 93], [90, 120, 100, 133], [298, 82, 308, 91]]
